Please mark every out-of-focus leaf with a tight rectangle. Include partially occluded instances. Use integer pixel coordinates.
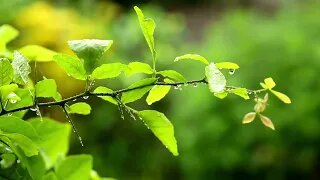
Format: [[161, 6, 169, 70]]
[[146, 85, 171, 105], [55, 155, 92, 180], [270, 90, 291, 104], [43, 172, 58, 180], [19, 45, 57, 62], [0, 24, 19, 51], [68, 39, 113, 73], [91, 63, 126, 80], [259, 114, 275, 130], [0, 58, 13, 86], [242, 112, 256, 124], [174, 54, 209, 65], [53, 54, 87, 80], [138, 110, 178, 156], [121, 78, 157, 104], [214, 91, 228, 99], [12, 51, 31, 84], [93, 86, 117, 105], [0, 83, 18, 101], [125, 62, 153, 76], [0, 153, 16, 168], [157, 70, 186, 82], [231, 88, 250, 100], [215, 62, 239, 70], [205, 63, 226, 93], [67, 102, 91, 115], [4, 133, 38, 157]]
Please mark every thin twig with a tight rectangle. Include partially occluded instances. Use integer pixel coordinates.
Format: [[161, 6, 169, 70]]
[[61, 105, 84, 146]]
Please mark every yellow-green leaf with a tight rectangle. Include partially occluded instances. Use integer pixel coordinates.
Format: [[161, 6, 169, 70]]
[[215, 62, 239, 69], [91, 63, 126, 80], [68, 102, 91, 115], [146, 85, 171, 105], [270, 90, 291, 104], [264, 77, 276, 89], [231, 88, 250, 100], [125, 62, 153, 76], [205, 63, 226, 93], [174, 54, 209, 65], [121, 78, 157, 104], [19, 45, 57, 62], [157, 70, 186, 82], [93, 86, 117, 105], [214, 91, 228, 99]]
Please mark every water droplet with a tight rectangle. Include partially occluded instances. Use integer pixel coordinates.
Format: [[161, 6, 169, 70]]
[[193, 83, 198, 87], [83, 96, 89, 99], [139, 117, 143, 120], [184, 83, 188, 87], [10, 99, 17, 104], [17, 160, 20, 164], [228, 69, 235, 75], [7, 113, 12, 116], [30, 107, 37, 111], [73, 99, 77, 102], [36, 110, 41, 116], [174, 85, 179, 90]]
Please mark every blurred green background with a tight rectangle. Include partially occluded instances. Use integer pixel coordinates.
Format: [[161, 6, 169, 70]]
[[1, 0, 320, 179]]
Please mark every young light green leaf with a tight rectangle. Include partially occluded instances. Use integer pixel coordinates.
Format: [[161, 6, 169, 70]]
[[91, 63, 126, 80], [4, 133, 39, 157], [67, 102, 91, 115], [53, 54, 87, 80], [260, 77, 276, 89], [0, 24, 19, 51], [134, 6, 156, 67], [138, 110, 178, 156], [174, 54, 209, 65], [270, 90, 291, 104], [12, 51, 31, 84], [231, 88, 250, 100], [55, 155, 92, 180], [7, 92, 21, 104], [125, 62, 154, 76], [205, 63, 226, 93], [121, 78, 157, 104], [0, 153, 16, 169], [242, 112, 256, 124], [259, 114, 275, 130], [93, 86, 117, 105], [215, 62, 239, 69], [35, 79, 59, 99], [146, 85, 171, 105], [0, 58, 14, 86], [68, 39, 113, 74], [214, 91, 228, 99], [157, 70, 186, 82], [19, 45, 57, 62]]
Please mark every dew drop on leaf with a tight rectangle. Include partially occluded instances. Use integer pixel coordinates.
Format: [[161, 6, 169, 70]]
[[193, 83, 198, 87], [10, 99, 17, 104], [228, 69, 235, 75], [83, 96, 89, 99]]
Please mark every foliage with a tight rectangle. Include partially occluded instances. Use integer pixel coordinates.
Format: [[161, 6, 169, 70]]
[[0, 5, 291, 180]]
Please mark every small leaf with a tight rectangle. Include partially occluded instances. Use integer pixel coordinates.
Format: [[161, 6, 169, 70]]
[[93, 86, 117, 105], [231, 88, 250, 100], [242, 112, 256, 124], [5, 133, 39, 157], [91, 63, 126, 80], [157, 70, 186, 82], [264, 78, 276, 89], [259, 114, 275, 130], [19, 45, 57, 62], [68, 39, 113, 74], [0, 153, 16, 169], [0, 58, 14, 86], [205, 63, 226, 93], [214, 91, 228, 99], [215, 62, 239, 69], [146, 85, 171, 105], [134, 6, 156, 66], [121, 78, 157, 104], [138, 110, 178, 156], [67, 102, 91, 115], [174, 54, 209, 65], [53, 54, 87, 80], [12, 51, 31, 84], [125, 62, 153, 76], [0, 24, 19, 51], [270, 90, 291, 104], [35, 79, 59, 99], [0, 84, 18, 101], [55, 155, 92, 180]]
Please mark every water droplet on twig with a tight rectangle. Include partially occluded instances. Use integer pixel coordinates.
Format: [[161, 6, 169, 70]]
[[83, 96, 89, 100], [228, 69, 235, 75]]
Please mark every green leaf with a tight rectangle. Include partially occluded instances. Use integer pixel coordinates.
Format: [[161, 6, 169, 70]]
[[205, 63, 226, 93], [91, 63, 126, 80], [93, 86, 117, 105], [174, 54, 209, 65], [35, 79, 60, 100], [134, 6, 156, 67], [0, 24, 19, 51], [67, 102, 91, 115], [0, 153, 16, 169], [157, 70, 186, 82], [121, 78, 157, 104], [0, 83, 18, 101], [53, 54, 87, 80], [270, 90, 291, 104], [12, 51, 31, 84], [29, 117, 71, 169], [0, 116, 39, 141], [19, 45, 57, 62], [125, 62, 153, 76], [43, 172, 58, 180], [5, 88, 34, 113], [215, 62, 240, 69], [146, 85, 171, 105], [0, 58, 14, 86], [231, 88, 250, 100], [138, 110, 178, 156], [4, 133, 38, 157], [6, 92, 21, 104], [214, 91, 228, 99], [55, 155, 92, 180], [68, 39, 113, 74]]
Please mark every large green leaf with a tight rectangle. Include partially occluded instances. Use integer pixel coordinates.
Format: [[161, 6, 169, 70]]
[[19, 45, 57, 62], [134, 6, 157, 68], [91, 63, 126, 80], [121, 78, 157, 104], [29, 117, 71, 169], [174, 54, 209, 65], [68, 39, 113, 74], [35, 79, 60, 100], [53, 54, 87, 80], [0, 153, 16, 169], [146, 85, 171, 105], [12, 51, 31, 84], [125, 62, 154, 76], [205, 63, 226, 93], [0, 24, 19, 51], [0, 58, 13, 86], [93, 86, 117, 105], [55, 155, 92, 180], [138, 110, 178, 156], [67, 102, 91, 115], [157, 70, 186, 82], [4, 133, 38, 157]]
